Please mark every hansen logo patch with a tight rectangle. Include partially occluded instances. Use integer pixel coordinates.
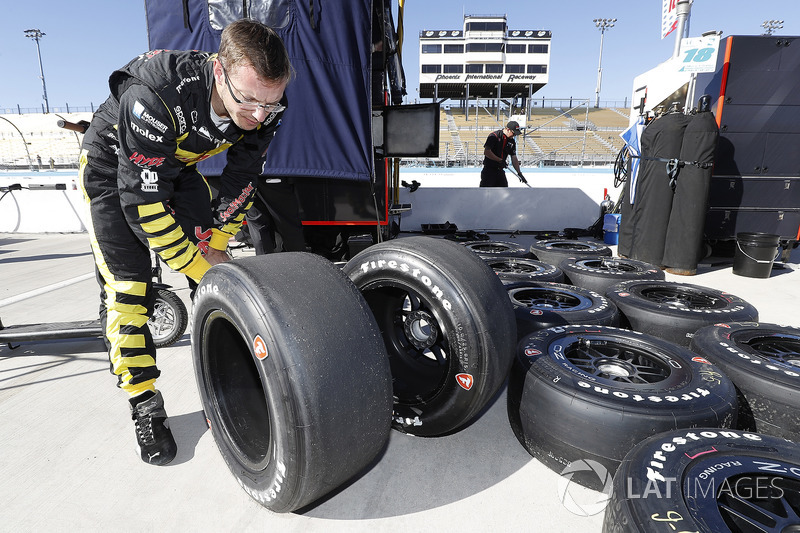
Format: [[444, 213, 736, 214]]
[[253, 335, 268, 360], [456, 373, 474, 390]]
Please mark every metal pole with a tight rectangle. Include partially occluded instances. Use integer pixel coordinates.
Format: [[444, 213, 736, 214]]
[[24, 29, 50, 114], [593, 18, 616, 108], [671, 0, 693, 58]]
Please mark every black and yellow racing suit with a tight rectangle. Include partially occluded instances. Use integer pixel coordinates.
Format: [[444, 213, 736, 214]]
[[79, 49, 286, 396]]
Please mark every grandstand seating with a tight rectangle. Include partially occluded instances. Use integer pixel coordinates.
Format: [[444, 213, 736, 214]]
[[0, 112, 91, 169], [2, 106, 630, 170]]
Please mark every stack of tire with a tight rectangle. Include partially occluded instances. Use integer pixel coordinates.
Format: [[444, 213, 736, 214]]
[[190, 236, 517, 512], [484, 238, 800, 531], [188, 232, 800, 528]]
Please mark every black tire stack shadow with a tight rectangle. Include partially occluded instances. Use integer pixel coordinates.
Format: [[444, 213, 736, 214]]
[[508, 325, 738, 490], [505, 281, 619, 339], [529, 239, 611, 266], [344, 236, 517, 437], [560, 256, 664, 295], [691, 322, 800, 442], [479, 255, 565, 284], [605, 280, 759, 346], [192, 253, 393, 512], [604, 428, 800, 533]]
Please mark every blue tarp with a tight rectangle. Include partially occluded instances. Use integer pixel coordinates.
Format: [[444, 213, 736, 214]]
[[144, 0, 374, 182]]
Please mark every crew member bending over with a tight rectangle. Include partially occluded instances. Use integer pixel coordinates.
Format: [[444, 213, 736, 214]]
[[79, 19, 292, 465]]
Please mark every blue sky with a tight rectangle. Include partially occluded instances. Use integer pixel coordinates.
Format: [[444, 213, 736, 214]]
[[1, 0, 797, 111]]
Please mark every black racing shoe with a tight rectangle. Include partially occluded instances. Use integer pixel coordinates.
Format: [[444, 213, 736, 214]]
[[129, 390, 177, 466]]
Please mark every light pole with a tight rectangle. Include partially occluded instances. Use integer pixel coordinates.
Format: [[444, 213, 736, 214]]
[[761, 20, 784, 35], [24, 29, 50, 113], [593, 18, 616, 108]]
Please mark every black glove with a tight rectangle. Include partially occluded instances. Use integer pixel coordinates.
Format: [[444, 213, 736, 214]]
[[518, 173, 527, 184]]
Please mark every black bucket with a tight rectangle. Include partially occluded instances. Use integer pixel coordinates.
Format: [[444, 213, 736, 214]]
[[732, 232, 780, 278]]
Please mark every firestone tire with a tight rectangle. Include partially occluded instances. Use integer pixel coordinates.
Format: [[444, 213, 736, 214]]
[[191, 253, 393, 513], [690, 322, 800, 442], [343, 236, 516, 437], [603, 428, 800, 533], [507, 325, 737, 491], [605, 280, 759, 347], [529, 239, 611, 266], [461, 240, 530, 258], [560, 256, 664, 295], [504, 281, 619, 338], [479, 254, 565, 284], [148, 287, 188, 348]]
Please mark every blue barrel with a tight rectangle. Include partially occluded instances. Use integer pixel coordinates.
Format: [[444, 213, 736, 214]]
[[603, 214, 621, 245]]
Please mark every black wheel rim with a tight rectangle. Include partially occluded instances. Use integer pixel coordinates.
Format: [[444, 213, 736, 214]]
[[559, 335, 672, 384], [543, 241, 597, 252], [363, 285, 449, 404], [466, 242, 519, 254], [685, 456, 800, 533], [737, 333, 800, 368], [149, 299, 177, 341], [638, 286, 728, 310], [487, 258, 547, 275], [509, 287, 588, 311], [577, 258, 639, 273], [717, 475, 800, 532]]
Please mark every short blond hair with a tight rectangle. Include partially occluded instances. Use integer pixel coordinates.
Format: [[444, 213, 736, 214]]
[[218, 19, 293, 83]]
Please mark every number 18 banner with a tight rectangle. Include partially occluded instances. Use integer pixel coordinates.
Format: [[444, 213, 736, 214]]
[[678, 34, 721, 73]]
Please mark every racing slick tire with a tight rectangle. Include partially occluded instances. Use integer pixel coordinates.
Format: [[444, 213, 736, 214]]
[[605, 280, 759, 347], [461, 240, 530, 258], [479, 255, 565, 284], [603, 428, 800, 533], [507, 325, 737, 490], [529, 239, 611, 266], [148, 287, 188, 348], [505, 281, 619, 338], [343, 236, 516, 437], [191, 253, 393, 512], [690, 322, 800, 442], [559, 256, 664, 295]]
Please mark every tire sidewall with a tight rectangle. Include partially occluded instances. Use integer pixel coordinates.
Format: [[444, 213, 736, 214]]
[[192, 267, 299, 511], [606, 280, 759, 346], [505, 281, 619, 336], [606, 429, 800, 533]]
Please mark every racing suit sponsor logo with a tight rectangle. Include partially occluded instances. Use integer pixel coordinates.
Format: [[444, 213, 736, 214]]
[[195, 126, 223, 147], [140, 169, 159, 192], [174, 106, 187, 134], [129, 151, 165, 168], [139, 50, 165, 61], [132, 101, 168, 133], [130, 122, 164, 143], [220, 183, 255, 222], [195, 227, 213, 255], [176, 75, 200, 93]]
